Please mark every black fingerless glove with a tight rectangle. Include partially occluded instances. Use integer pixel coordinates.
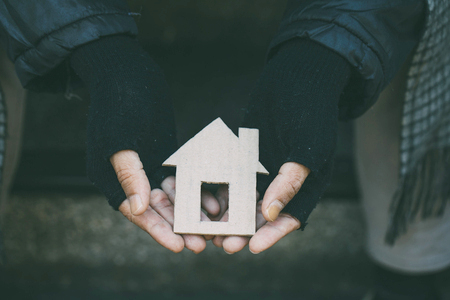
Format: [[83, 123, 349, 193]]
[[243, 39, 351, 228], [70, 35, 177, 210]]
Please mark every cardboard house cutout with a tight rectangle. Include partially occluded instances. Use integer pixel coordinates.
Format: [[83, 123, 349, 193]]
[[163, 118, 268, 236]]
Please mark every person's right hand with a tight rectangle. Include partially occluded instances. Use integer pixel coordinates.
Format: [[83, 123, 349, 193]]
[[111, 150, 220, 253]]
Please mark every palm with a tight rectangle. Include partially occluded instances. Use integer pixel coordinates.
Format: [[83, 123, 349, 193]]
[[210, 162, 306, 254]]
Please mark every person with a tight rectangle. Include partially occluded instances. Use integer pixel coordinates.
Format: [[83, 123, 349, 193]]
[[0, 0, 448, 298]]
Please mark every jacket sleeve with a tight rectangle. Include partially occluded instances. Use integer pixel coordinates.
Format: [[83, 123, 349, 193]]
[[268, 0, 427, 119], [0, 0, 138, 92]]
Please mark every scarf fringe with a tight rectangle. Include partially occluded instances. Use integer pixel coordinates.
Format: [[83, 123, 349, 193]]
[[385, 148, 450, 245]]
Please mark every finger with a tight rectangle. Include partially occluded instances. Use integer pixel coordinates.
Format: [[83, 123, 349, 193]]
[[262, 162, 310, 222], [201, 188, 220, 216], [148, 188, 175, 225], [182, 234, 206, 254], [110, 150, 150, 216], [221, 200, 265, 254], [182, 211, 210, 253], [210, 184, 229, 221], [160, 176, 176, 204], [222, 236, 250, 254], [249, 213, 300, 254], [119, 199, 185, 253], [212, 235, 225, 248]]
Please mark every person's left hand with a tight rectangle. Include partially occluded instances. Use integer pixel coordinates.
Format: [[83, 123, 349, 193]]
[[212, 162, 310, 254]]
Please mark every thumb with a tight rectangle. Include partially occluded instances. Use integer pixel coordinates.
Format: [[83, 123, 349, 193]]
[[110, 150, 151, 216], [262, 162, 310, 222]]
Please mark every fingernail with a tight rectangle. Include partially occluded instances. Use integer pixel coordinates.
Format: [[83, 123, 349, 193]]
[[267, 200, 284, 222], [224, 249, 233, 255], [249, 249, 259, 255], [130, 194, 143, 215]]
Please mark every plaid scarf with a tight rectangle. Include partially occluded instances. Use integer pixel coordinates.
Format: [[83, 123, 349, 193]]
[[386, 0, 450, 244]]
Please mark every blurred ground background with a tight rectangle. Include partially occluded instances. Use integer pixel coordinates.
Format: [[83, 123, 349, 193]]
[[0, 1, 422, 299]]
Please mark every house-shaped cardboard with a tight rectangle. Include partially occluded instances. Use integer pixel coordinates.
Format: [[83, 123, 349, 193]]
[[163, 118, 268, 236]]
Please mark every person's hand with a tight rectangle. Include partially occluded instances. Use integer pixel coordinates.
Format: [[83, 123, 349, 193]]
[[111, 150, 219, 253], [212, 162, 310, 254], [69, 35, 212, 252], [240, 39, 351, 234]]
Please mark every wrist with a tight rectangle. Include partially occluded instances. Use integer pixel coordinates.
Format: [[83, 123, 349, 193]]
[[267, 38, 351, 100]]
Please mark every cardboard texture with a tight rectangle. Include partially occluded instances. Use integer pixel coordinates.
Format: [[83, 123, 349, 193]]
[[163, 118, 268, 235]]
